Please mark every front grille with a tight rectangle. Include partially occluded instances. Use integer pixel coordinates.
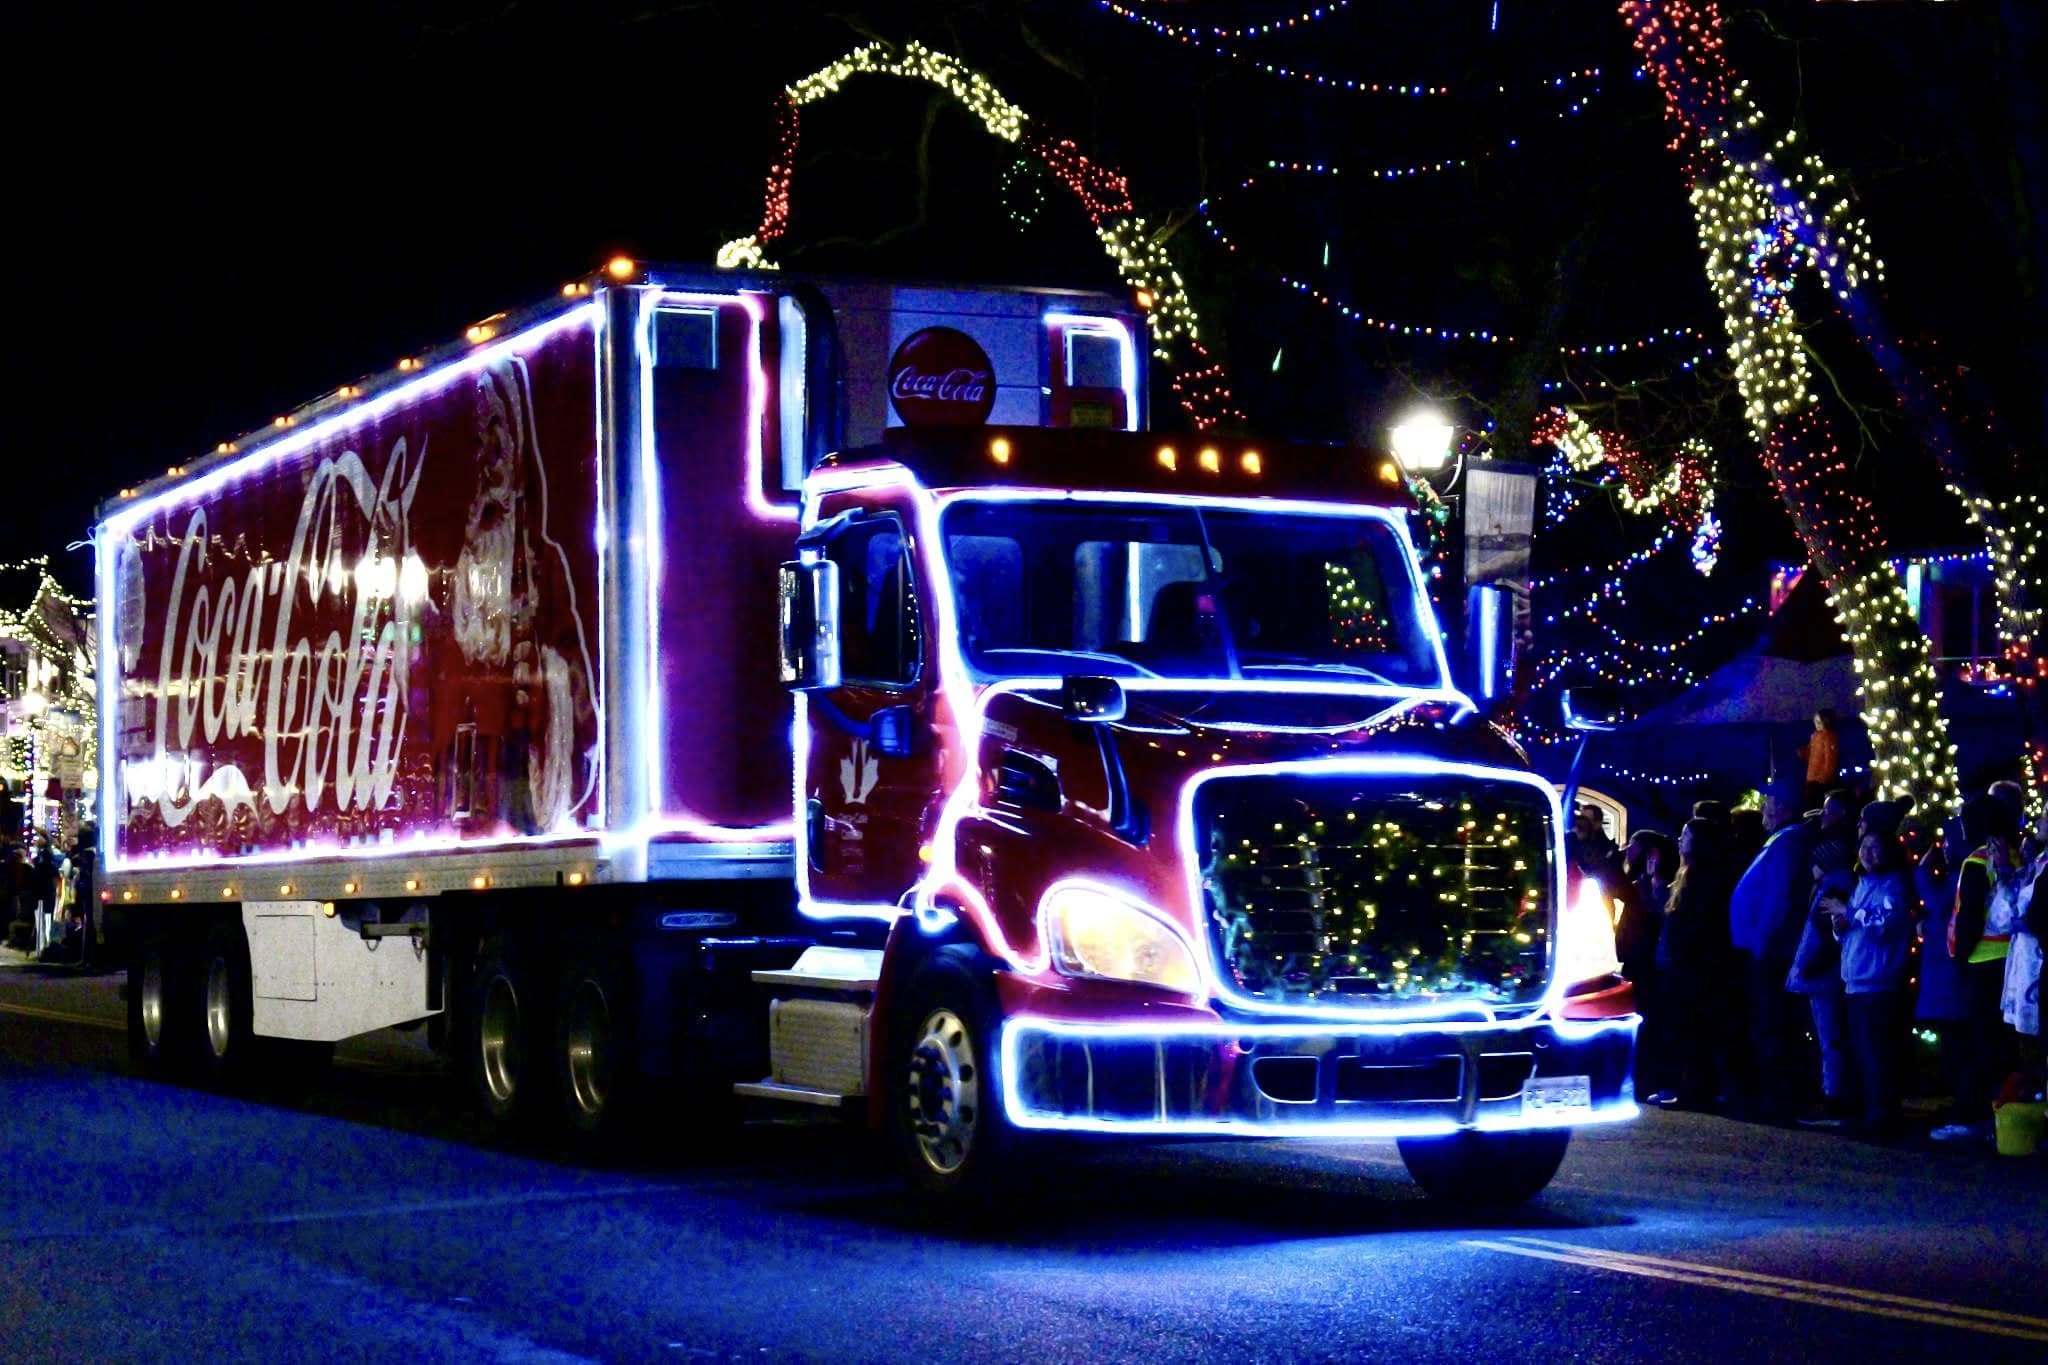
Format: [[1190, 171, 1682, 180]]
[[1193, 771, 1554, 1012]]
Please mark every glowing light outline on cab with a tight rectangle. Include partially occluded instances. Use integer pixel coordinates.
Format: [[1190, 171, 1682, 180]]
[[96, 304, 606, 875], [998, 1013, 1640, 1136], [1176, 756, 1572, 1023], [633, 288, 799, 851], [1043, 311, 1140, 433], [795, 468, 1473, 926]]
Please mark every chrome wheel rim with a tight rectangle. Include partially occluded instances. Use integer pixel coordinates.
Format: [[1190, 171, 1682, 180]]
[[479, 974, 521, 1107], [564, 979, 610, 1120], [205, 955, 232, 1058], [140, 952, 165, 1052], [906, 1007, 979, 1176]]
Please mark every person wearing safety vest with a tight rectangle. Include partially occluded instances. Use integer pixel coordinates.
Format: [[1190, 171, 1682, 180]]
[[1932, 794, 2023, 1142]]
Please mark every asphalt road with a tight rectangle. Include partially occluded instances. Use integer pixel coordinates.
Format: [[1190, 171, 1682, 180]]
[[4, 960, 2046, 1364]]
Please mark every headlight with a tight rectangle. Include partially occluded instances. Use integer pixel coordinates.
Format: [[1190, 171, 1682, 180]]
[[1556, 874, 1622, 990], [1042, 883, 1202, 995]]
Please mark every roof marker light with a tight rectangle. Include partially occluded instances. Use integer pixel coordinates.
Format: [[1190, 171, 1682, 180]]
[[606, 255, 637, 281], [1198, 447, 1221, 473], [405, 878, 420, 892], [1157, 445, 1178, 471], [989, 436, 1012, 465], [1241, 450, 1263, 476], [342, 881, 358, 895]]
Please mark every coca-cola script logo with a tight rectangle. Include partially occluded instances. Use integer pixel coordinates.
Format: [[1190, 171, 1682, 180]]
[[887, 327, 996, 426]]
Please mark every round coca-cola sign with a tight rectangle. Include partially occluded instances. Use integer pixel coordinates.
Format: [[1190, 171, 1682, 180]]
[[887, 326, 996, 426]]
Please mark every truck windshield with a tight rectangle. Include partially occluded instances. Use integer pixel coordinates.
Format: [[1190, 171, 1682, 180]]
[[939, 499, 1440, 686]]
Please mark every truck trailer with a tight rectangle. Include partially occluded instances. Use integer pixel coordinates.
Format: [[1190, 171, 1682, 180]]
[[96, 262, 1637, 1201]]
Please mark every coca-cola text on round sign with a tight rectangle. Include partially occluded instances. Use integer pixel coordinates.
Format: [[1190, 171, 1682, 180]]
[[887, 326, 997, 426]]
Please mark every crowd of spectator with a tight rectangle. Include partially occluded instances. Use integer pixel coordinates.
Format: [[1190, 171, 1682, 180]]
[[1573, 732, 2046, 1144]]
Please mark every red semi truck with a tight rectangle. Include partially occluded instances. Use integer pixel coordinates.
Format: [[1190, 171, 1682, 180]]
[[96, 263, 1636, 1201]]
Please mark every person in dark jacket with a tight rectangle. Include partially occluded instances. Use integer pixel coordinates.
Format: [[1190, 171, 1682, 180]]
[[1619, 829, 1676, 1100], [1656, 818, 1735, 1109], [1727, 776, 1825, 1119], [1788, 795, 1858, 1122]]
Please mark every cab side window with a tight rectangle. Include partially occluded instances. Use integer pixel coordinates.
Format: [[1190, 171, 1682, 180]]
[[826, 517, 922, 687]]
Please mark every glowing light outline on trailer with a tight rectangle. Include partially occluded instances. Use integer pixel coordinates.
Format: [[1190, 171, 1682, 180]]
[[632, 288, 799, 851], [1043, 311, 1141, 432], [96, 304, 606, 875], [997, 1013, 1640, 1136], [791, 466, 1471, 925]]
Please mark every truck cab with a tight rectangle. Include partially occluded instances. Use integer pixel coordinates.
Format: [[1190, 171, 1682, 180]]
[[773, 426, 1637, 1199]]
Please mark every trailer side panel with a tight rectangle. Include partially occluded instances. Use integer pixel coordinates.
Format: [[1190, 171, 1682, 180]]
[[102, 307, 607, 870]]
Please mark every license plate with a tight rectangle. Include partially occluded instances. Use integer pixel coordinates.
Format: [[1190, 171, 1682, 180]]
[[1522, 1074, 1593, 1118]]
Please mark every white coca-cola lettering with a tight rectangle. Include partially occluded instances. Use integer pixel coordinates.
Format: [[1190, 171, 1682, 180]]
[[889, 365, 991, 404], [145, 441, 424, 827]]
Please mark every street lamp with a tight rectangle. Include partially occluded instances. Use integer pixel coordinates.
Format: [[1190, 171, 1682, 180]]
[[1389, 412, 1456, 474]]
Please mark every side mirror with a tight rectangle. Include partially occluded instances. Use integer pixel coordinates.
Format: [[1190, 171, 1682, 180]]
[[1562, 686, 1622, 733], [778, 559, 840, 690], [1060, 675, 1126, 724]]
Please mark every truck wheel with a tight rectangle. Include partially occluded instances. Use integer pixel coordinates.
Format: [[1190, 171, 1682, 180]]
[[471, 946, 552, 1127], [127, 937, 181, 1076], [192, 922, 258, 1085], [1396, 1128, 1571, 1206], [890, 947, 1019, 1201], [553, 954, 638, 1146]]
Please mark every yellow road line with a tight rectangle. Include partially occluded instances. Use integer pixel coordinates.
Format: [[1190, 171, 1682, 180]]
[[1504, 1236, 2048, 1329], [0, 1001, 122, 1032], [1463, 1240, 2048, 1344]]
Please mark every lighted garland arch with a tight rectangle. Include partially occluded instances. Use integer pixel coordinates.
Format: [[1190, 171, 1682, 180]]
[[715, 40, 1241, 429]]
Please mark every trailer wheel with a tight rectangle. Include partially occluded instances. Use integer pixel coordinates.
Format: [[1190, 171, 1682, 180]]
[[471, 946, 551, 1127], [192, 922, 258, 1085], [1396, 1128, 1571, 1206], [127, 936, 181, 1076], [553, 954, 637, 1146], [889, 947, 1019, 1201]]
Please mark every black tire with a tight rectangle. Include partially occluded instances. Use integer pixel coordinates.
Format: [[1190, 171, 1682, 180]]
[[552, 952, 639, 1148], [889, 946, 1020, 1201], [1396, 1128, 1572, 1206], [126, 936, 180, 1077], [469, 944, 553, 1127], [190, 922, 259, 1086]]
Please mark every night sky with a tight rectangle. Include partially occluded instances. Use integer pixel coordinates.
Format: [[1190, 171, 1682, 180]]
[[7, 2, 2038, 600]]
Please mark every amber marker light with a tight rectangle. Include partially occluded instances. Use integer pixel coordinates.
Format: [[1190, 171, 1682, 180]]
[[1156, 445, 1178, 471], [342, 880, 358, 895], [322, 902, 338, 918], [279, 883, 294, 896], [167, 889, 181, 900], [989, 436, 1012, 465], [471, 874, 489, 890], [606, 255, 637, 280], [1198, 447, 1221, 474], [405, 878, 421, 892], [222, 887, 235, 898], [1241, 450, 1263, 476], [567, 871, 586, 887], [1379, 461, 1401, 484]]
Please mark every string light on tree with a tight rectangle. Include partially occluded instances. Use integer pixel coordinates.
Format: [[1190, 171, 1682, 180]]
[[1621, 0, 1958, 814], [714, 40, 1227, 423]]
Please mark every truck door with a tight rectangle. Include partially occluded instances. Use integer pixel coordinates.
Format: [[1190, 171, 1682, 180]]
[[800, 506, 940, 913]]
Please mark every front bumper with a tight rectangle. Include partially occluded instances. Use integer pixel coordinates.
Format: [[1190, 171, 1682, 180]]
[[998, 1008, 1638, 1138]]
